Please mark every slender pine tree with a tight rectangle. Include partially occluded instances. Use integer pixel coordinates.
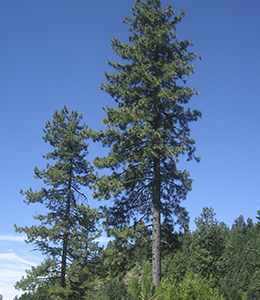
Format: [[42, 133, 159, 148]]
[[92, 0, 201, 286], [15, 106, 99, 296]]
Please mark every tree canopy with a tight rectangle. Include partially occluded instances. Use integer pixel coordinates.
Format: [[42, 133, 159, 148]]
[[92, 0, 201, 286], [15, 106, 101, 298]]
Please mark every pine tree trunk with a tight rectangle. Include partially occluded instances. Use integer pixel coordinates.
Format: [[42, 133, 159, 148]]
[[60, 162, 72, 287], [152, 155, 161, 286], [152, 82, 161, 287], [60, 231, 69, 287]]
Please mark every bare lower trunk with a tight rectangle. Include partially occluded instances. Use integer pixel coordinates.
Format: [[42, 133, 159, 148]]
[[152, 156, 161, 286]]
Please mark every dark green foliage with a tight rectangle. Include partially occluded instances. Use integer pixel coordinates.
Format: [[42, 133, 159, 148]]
[[15, 186, 260, 300], [162, 209, 260, 300], [189, 207, 227, 286], [11, 1, 260, 298], [97, 278, 132, 300], [162, 232, 192, 283], [15, 293, 34, 300], [101, 234, 134, 277], [101, 222, 152, 277], [162, 207, 228, 290], [92, 0, 201, 286], [14, 258, 59, 295], [14, 106, 101, 298], [130, 262, 165, 300], [158, 272, 224, 300], [160, 208, 260, 299], [16, 286, 49, 300], [218, 216, 258, 299]]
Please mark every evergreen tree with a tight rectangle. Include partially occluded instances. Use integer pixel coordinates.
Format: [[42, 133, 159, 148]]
[[92, 0, 201, 286], [219, 216, 258, 299], [15, 106, 100, 297], [189, 207, 226, 286], [245, 212, 260, 299]]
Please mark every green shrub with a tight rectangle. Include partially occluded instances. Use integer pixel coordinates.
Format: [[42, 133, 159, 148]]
[[158, 272, 223, 300], [100, 278, 132, 300]]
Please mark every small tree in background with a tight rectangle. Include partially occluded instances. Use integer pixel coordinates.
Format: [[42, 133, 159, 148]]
[[15, 106, 101, 297], [189, 207, 226, 285], [92, 0, 201, 286]]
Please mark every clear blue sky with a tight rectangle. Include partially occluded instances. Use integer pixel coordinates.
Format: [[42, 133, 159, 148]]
[[1, 1, 260, 299]]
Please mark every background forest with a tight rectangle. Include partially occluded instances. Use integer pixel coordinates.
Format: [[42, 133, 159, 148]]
[[1, 0, 260, 299], [14, 202, 260, 299]]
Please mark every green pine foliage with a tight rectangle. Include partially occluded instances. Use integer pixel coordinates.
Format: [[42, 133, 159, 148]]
[[158, 272, 224, 300], [100, 221, 152, 278], [91, 0, 201, 286], [162, 209, 260, 300], [13, 2, 260, 299], [219, 216, 258, 299], [98, 278, 132, 300], [129, 262, 165, 300], [14, 106, 101, 298], [189, 207, 227, 287]]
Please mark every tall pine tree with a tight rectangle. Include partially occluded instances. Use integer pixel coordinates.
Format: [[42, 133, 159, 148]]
[[92, 0, 201, 286], [15, 106, 99, 296]]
